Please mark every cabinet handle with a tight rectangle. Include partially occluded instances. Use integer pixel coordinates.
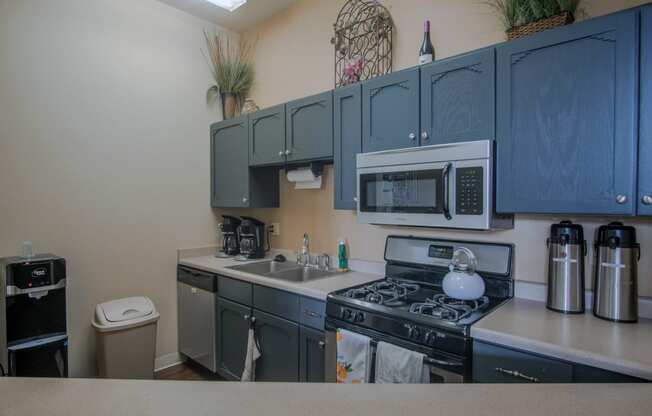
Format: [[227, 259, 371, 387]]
[[353, 197, 358, 203], [642, 195, 652, 206], [244, 314, 250, 320], [285, 149, 292, 156], [304, 309, 320, 318], [421, 131, 429, 140], [408, 133, 416, 140], [616, 195, 628, 204], [494, 367, 539, 383], [278, 151, 284, 156], [318, 341, 325, 349], [242, 197, 248, 203]]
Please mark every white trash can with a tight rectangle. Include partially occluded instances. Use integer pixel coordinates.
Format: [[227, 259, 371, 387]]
[[92, 296, 159, 379]]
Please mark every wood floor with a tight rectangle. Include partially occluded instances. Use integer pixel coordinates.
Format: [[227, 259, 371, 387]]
[[155, 360, 224, 381]]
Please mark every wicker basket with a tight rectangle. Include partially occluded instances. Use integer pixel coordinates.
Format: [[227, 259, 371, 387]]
[[507, 12, 574, 40]]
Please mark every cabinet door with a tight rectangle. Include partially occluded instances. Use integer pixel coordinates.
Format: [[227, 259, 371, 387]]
[[210, 115, 249, 208], [640, 6, 652, 215], [334, 84, 362, 210], [254, 309, 299, 382], [249, 105, 286, 167], [420, 48, 495, 144], [496, 11, 639, 215], [299, 326, 325, 382], [216, 297, 251, 380], [573, 364, 645, 383], [285, 91, 333, 162], [362, 68, 420, 152]]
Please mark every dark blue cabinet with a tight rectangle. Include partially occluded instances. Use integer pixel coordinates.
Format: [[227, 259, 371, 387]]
[[254, 309, 300, 381], [216, 297, 250, 380], [362, 68, 420, 152], [249, 105, 285, 166], [334, 84, 362, 210], [420, 48, 495, 144], [496, 10, 639, 215], [640, 6, 652, 216], [299, 326, 325, 382], [285, 91, 333, 163]]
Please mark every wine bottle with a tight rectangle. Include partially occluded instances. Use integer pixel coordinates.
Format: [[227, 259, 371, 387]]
[[419, 20, 434, 65]]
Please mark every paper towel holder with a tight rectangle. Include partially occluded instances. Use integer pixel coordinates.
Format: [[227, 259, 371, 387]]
[[287, 162, 324, 177]]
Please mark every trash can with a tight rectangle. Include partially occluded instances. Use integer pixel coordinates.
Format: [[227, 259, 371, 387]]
[[92, 296, 159, 379]]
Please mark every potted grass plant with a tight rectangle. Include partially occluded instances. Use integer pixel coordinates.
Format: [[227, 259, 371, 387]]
[[483, 0, 581, 40], [203, 31, 254, 119]]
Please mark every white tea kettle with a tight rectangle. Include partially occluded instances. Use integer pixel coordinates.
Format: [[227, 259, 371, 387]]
[[442, 247, 486, 300]]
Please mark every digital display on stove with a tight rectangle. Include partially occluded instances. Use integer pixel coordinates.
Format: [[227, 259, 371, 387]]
[[428, 245, 454, 260]]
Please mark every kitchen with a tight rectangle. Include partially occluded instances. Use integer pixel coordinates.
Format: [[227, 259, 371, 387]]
[[1, 0, 652, 414]]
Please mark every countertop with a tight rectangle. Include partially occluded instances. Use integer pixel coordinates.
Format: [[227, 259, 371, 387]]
[[178, 252, 382, 301], [472, 298, 652, 380], [1, 378, 650, 416]]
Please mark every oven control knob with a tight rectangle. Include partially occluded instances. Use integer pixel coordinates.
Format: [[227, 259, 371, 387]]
[[341, 308, 352, 320], [407, 325, 420, 340], [424, 331, 436, 345], [354, 312, 365, 323]]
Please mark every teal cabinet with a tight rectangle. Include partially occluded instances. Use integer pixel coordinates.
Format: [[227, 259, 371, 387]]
[[210, 116, 279, 208], [254, 309, 300, 382], [420, 48, 495, 144], [249, 105, 285, 166], [285, 91, 334, 163], [362, 68, 420, 152], [216, 297, 250, 380], [299, 326, 325, 382], [639, 6, 652, 216], [496, 10, 639, 215], [333, 84, 362, 210]]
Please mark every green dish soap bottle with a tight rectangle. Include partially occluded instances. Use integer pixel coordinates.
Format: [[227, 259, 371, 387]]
[[338, 239, 349, 272]]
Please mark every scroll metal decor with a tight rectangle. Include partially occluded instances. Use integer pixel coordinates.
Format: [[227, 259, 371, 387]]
[[331, 0, 394, 88]]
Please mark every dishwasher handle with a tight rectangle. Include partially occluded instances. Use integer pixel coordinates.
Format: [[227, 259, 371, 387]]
[[177, 265, 218, 293]]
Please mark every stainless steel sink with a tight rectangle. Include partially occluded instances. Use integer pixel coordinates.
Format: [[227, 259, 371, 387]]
[[226, 260, 336, 283]]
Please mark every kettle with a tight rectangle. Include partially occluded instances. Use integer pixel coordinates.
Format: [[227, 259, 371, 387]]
[[546, 221, 587, 314], [593, 222, 640, 323], [442, 247, 486, 300]]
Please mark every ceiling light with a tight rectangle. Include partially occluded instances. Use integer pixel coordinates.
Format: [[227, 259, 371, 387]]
[[204, 0, 247, 12]]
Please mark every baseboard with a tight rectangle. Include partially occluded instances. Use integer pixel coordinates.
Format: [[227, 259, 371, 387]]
[[155, 352, 185, 372]]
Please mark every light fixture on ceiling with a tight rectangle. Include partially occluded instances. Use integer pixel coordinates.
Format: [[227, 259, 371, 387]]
[[204, 0, 247, 12]]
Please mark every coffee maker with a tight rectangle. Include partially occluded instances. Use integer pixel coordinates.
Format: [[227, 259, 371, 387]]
[[216, 215, 241, 258], [237, 216, 266, 260]]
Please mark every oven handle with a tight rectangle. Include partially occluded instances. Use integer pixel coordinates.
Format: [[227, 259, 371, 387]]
[[442, 162, 452, 221], [424, 357, 462, 367]]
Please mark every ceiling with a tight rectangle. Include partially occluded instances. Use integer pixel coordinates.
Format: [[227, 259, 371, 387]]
[[158, 0, 298, 32]]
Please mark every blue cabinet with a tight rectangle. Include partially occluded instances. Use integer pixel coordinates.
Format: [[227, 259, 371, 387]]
[[420, 48, 495, 144], [299, 326, 325, 382], [285, 91, 333, 163], [254, 309, 300, 382], [333, 84, 362, 210], [249, 105, 285, 166], [640, 6, 652, 216], [362, 68, 420, 152], [496, 10, 639, 215]]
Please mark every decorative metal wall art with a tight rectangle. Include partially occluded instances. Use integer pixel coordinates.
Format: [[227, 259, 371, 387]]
[[331, 0, 394, 87]]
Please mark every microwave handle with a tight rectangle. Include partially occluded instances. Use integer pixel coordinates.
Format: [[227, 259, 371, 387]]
[[442, 162, 452, 221]]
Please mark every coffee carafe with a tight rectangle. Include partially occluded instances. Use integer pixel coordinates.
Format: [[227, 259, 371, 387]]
[[546, 221, 587, 314], [593, 222, 640, 323], [237, 216, 266, 260], [217, 215, 241, 257]]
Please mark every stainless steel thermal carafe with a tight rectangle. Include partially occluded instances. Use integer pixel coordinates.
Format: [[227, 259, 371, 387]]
[[546, 221, 586, 314], [593, 222, 640, 323]]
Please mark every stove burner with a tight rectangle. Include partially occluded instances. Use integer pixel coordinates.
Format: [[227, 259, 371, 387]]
[[343, 279, 420, 306], [409, 294, 489, 322]]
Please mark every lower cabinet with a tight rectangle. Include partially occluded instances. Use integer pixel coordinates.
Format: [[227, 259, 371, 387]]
[[216, 297, 251, 380], [254, 310, 300, 382], [299, 326, 326, 382]]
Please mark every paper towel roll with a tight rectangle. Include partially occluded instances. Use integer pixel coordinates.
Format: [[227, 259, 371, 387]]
[[287, 167, 322, 190]]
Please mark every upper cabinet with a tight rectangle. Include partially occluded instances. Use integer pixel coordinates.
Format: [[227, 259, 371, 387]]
[[285, 91, 334, 163], [249, 105, 285, 167], [362, 68, 420, 152], [639, 6, 652, 216], [334, 84, 362, 210], [420, 48, 495, 144], [211, 115, 279, 208], [496, 10, 639, 215]]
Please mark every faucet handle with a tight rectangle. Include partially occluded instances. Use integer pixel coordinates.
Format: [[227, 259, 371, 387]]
[[318, 254, 331, 271]]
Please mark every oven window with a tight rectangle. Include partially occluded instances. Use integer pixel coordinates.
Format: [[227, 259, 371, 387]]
[[360, 169, 444, 213]]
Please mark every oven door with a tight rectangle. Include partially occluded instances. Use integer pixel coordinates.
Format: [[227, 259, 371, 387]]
[[357, 162, 453, 226], [324, 319, 468, 383]]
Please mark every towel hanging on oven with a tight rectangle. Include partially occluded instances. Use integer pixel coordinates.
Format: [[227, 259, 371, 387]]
[[375, 341, 429, 384], [336, 328, 371, 383]]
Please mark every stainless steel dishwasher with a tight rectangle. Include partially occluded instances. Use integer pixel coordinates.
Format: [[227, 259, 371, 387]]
[[177, 265, 217, 372]]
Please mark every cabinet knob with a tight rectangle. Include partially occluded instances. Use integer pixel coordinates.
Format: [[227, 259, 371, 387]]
[[318, 341, 325, 349], [285, 149, 292, 156], [409, 133, 416, 140], [616, 195, 628, 204], [244, 314, 250, 320], [353, 197, 358, 203], [642, 195, 652, 206], [421, 131, 429, 140], [278, 150, 284, 156], [242, 197, 248, 203]]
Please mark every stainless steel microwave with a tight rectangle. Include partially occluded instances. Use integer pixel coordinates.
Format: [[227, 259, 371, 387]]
[[356, 140, 513, 230]]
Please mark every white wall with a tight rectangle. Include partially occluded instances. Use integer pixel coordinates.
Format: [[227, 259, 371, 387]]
[[0, 0, 225, 376]]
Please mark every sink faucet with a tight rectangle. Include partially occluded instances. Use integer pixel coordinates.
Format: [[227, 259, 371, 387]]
[[298, 233, 310, 266]]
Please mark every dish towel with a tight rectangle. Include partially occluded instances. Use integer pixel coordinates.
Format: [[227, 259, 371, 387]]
[[241, 327, 261, 382], [374, 341, 429, 384], [336, 328, 372, 383]]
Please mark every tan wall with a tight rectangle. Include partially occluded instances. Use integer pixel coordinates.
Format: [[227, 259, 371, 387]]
[[0, 0, 224, 376], [234, 0, 652, 295]]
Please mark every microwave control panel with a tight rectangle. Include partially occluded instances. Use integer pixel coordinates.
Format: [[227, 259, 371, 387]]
[[456, 167, 483, 215]]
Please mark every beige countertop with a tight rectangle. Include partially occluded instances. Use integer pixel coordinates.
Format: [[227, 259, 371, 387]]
[[472, 298, 652, 380], [178, 251, 382, 301], [1, 378, 650, 416]]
